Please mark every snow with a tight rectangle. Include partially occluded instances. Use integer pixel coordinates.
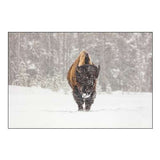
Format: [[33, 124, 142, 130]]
[[9, 85, 152, 128], [28, 64, 36, 69]]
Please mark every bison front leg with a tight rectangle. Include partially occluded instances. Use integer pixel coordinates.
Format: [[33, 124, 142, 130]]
[[73, 86, 84, 111], [85, 91, 96, 111]]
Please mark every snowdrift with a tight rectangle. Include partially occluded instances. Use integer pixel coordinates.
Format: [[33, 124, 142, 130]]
[[9, 86, 152, 128]]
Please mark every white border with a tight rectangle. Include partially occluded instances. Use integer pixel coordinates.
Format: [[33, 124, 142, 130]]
[[0, 0, 159, 160]]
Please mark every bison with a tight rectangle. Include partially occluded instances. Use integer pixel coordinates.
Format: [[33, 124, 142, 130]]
[[67, 50, 100, 111]]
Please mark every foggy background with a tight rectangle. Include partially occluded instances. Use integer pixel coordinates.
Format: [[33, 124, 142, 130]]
[[8, 32, 152, 93]]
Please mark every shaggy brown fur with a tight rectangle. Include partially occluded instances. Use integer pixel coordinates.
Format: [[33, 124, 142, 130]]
[[67, 50, 93, 89], [67, 51, 100, 111]]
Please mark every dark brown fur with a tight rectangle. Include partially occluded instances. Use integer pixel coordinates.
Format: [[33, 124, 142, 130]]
[[67, 50, 93, 89], [67, 51, 100, 111]]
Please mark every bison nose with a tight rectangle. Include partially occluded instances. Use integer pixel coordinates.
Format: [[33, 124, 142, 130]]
[[85, 88, 90, 94], [82, 87, 86, 93]]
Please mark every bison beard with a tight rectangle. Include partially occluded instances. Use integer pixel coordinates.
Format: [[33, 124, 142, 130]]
[[67, 51, 100, 111]]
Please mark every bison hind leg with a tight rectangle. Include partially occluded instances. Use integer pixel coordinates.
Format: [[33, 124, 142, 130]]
[[73, 86, 84, 111]]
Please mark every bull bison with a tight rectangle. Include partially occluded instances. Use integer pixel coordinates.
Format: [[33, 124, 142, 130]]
[[67, 50, 100, 111]]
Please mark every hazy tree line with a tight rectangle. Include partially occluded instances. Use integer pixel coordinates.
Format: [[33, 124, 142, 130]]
[[8, 32, 152, 93]]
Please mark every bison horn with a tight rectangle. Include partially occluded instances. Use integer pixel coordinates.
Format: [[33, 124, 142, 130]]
[[96, 65, 100, 78]]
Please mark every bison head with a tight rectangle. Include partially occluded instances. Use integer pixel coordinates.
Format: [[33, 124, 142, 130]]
[[76, 64, 100, 98]]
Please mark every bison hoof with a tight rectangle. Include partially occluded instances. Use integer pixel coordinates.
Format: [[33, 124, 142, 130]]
[[85, 106, 91, 111], [78, 107, 83, 111]]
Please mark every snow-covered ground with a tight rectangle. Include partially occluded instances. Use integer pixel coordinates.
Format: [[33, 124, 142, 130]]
[[9, 85, 152, 128]]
